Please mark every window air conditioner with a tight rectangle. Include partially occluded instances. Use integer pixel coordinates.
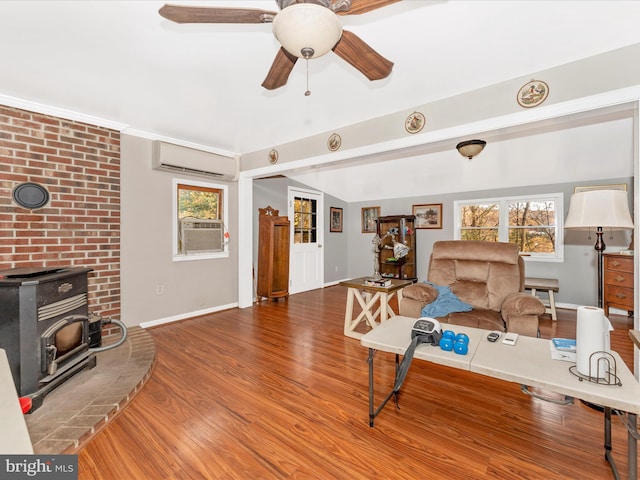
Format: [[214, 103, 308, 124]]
[[180, 218, 224, 254]]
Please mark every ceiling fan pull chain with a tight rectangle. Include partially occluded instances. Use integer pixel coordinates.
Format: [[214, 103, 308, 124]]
[[305, 58, 311, 96]]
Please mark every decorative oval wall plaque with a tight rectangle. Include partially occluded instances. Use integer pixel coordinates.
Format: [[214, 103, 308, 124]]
[[268, 149, 279, 164], [327, 133, 341, 152], [12, 182, 50, 209], [517, 80, 549, 108], [405, 112, 425, 134]]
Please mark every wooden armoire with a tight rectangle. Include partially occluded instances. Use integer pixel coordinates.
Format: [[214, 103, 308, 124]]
[[257, 206, 290, 301]]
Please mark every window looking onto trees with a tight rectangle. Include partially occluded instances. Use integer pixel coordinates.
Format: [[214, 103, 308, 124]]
[[178, 183, 222, 220], [173, 178, 228, 261], [454, 193, 563, 261]]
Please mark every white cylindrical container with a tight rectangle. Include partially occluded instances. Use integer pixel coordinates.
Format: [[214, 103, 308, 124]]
[[576, 306, 609, 378]]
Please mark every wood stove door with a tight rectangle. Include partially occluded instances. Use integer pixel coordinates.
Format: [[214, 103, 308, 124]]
[[41, 315, 89, 378]]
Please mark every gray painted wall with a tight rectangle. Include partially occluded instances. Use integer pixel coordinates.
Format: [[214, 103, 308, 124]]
[[253, 174, 633, 308], [253, 177, 349, 291], [347, 177, 633, 308], [120, 134, 239, 326]]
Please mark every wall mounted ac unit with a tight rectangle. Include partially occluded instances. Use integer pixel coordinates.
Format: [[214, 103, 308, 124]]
[[180, 218, 224, 254], [152, 141, 239, 181]]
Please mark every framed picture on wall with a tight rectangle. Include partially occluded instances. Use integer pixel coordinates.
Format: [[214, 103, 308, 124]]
[[413, 203, 443, 229], [361, 206, 380, 233], [330, 207, 343, 233]]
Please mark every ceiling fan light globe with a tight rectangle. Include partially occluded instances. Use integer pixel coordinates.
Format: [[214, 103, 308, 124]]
[[272, 4, 343, 59]]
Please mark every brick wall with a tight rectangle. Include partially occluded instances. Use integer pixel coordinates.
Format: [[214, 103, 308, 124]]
[[0, 105, 121, 319]]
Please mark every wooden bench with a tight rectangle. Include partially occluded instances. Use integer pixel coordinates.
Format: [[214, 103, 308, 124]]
[[525, 277, 559, 321]]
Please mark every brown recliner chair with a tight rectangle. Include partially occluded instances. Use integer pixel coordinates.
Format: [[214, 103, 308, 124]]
[[399, 240, 544, 337]]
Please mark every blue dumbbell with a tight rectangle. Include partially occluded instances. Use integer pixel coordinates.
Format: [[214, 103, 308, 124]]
[[439, 336, 454, 351], [455, 333, 469, 345], [442, 330, 455, 341], [454, 339, 469, 355]]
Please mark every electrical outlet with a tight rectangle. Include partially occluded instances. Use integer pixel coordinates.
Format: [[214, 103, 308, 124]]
[[156, 284, 164, 295]]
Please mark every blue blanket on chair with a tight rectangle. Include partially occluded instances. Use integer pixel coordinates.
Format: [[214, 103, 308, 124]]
[[420, 282, 473, 318]]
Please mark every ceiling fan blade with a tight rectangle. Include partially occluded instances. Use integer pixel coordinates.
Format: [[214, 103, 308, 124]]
[[332, 30, 393, 81], [159, 4, 277, 24], [336, 0, 401, 15], [262, 48, 298, 90]]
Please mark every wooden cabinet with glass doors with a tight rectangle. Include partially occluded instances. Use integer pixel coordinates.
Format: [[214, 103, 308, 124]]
[[376, 215, 417, 280]]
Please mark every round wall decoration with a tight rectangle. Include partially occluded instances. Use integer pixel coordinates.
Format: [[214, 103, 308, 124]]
[[517, 80, 549, 108], [405, 112, 425, 134], [268, 149, 279, 164], [327, 133, 341, 152], [12, 182, 50, 210]]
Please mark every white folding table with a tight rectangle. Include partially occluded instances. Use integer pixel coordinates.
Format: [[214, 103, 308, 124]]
[[361, 316, 640, 480], [0, 349, 33, 454]]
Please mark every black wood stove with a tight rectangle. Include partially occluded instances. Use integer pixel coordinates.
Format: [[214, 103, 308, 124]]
[[0, 266, 96, 411]]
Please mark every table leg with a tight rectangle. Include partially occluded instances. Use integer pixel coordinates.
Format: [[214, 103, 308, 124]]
[[368, 348, 400, 428], [344, 288, 382, 338], [603, 406, 629, 480], [356, 291, 382, 329], [548, 289, 557, 321], [384, 291, 399, 320], [629, 413, 637, 480], [368, 348, 375, 427], [604, 406, 614, 469], [344, 288, 356, 337], [395, 288, 404, 313], [379, 293, 389, 323]]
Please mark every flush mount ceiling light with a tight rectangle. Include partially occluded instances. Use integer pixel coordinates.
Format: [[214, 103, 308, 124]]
[[456, 139, 487, 159], [272, 3, 343, 60]]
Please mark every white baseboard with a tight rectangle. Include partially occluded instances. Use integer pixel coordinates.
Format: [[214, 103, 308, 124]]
[[553, 302, 631, 317], [139, 302, 238, 329]]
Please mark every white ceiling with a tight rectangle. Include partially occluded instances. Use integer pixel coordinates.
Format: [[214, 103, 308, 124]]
[[286, 112, 636, 202], [2, 0, 640, 159]]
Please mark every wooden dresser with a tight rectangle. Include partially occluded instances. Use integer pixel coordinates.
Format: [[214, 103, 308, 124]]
[[603, 253, 634, 316]]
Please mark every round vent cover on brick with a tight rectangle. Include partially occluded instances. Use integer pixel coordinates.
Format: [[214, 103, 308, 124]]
[[12, 182, 50, 210]]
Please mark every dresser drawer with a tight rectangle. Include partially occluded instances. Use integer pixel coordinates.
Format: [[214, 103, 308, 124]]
[[603, 254, 634, 315], [604, 270, 633, 288], [604, 255, 633, 273], [605, 285, 634, 308]]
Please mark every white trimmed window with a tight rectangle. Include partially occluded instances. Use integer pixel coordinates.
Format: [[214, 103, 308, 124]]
[[172, 178, 228, 261], [454, 193, 563, 262]]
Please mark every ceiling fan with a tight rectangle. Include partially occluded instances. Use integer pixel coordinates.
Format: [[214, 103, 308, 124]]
[[159, 0, 399, 90]]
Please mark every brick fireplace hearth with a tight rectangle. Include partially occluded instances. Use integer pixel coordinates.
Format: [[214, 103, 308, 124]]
[[24, 326, 155, 454]]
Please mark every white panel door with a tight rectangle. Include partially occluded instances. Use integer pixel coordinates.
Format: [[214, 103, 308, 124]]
[[288, 188, 324, 294]]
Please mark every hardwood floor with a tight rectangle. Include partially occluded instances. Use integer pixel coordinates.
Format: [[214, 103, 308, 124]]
[[78, 286, 636, 479]]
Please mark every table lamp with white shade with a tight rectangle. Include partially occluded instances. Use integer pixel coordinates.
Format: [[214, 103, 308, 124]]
[[565, 189, 634, 308]]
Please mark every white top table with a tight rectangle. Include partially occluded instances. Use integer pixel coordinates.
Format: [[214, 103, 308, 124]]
[[0, 349, 33, 454], [361, 316, 640, 479], [361, 316, 640, 413]]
